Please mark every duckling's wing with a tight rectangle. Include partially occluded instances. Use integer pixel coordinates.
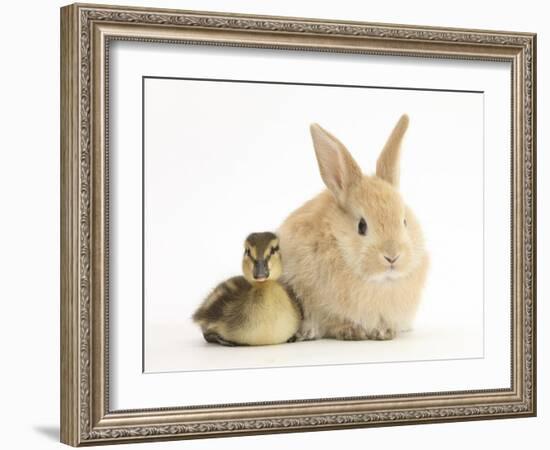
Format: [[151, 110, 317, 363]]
[[193, 276, 252, 324], [224, 276, 252, 295]]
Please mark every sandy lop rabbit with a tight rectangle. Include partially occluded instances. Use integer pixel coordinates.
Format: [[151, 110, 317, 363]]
[[277, 115, 429, 341]]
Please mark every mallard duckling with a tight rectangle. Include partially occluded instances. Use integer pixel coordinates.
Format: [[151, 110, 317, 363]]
[[192, 232, 302, 346]]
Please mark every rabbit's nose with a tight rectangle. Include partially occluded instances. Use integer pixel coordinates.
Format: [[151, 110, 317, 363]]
[[384, 254, 400, 264]]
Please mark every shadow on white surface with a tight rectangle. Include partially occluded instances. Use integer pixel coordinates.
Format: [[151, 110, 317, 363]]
[[33, 426, 59, 442]]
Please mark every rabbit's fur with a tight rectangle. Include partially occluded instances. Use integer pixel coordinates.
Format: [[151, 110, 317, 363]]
[[278, 115, 429, 341]]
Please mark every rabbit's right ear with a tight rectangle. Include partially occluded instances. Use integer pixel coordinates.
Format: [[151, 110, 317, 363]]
[[310, 124, 363, 206], [376, 114, 409, 188]]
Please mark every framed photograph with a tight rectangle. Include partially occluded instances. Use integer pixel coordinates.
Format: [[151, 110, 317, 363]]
[[60, 3, 537, 446]]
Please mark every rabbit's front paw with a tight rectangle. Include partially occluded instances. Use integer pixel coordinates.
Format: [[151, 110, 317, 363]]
[[330, 324, 370, 341], [295, 321, 320, 341], [295, 329, 317, 341], [368, 327, 396, 341]]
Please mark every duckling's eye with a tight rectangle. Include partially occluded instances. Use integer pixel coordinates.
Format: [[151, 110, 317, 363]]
[[244, 248, 251, 257], [270, 245, 279, 255], [358, 217, 367, 236], [403, 218, 408, 227]]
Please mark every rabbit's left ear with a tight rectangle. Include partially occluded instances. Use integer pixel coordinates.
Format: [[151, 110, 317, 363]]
[[376, 114, 409, 188]]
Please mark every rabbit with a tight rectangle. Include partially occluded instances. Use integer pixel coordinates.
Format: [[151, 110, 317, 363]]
[[277, 115, 429, 341]]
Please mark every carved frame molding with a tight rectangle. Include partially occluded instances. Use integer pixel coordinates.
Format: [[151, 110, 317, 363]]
[[60, 3, 536, 446]]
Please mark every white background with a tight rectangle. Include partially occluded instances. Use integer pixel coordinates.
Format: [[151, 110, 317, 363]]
[[0, 0, 546, 449], [143, 68, 487, 373]]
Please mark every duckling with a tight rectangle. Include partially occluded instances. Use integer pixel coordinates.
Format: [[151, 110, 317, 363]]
[[192, 232, 302, 346]]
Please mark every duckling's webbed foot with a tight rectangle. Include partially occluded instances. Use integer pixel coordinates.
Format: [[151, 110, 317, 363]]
[[202, 332, 242, 347], [203, 332, 221, 344]]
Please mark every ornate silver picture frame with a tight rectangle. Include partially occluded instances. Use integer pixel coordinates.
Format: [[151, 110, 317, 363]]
[[60, 3, 536, 446]]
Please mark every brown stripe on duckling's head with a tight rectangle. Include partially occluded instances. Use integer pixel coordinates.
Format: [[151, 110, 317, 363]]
[[245, 232, 278, 258]]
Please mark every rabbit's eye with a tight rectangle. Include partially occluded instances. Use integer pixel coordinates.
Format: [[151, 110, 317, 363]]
[[358, 217, 368, 236], [404, 218, 408, 227]]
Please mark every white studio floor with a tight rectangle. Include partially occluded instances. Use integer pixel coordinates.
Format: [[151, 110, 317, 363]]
[[144, 319, 483, 374]]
